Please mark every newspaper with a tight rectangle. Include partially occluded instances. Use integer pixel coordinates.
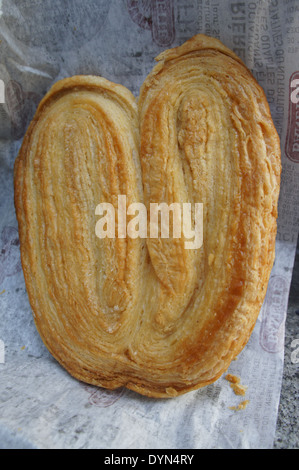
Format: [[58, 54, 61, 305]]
[[0, 0, 298, 449]]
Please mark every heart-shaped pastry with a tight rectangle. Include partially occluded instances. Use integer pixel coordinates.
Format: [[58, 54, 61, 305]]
[[14, 35, 281, 397]]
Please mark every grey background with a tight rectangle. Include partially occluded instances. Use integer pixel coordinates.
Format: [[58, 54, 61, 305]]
[[274, 238, 299, 449]]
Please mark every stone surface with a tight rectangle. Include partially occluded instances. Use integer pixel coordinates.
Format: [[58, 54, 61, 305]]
[[274, 238, 299, 449]]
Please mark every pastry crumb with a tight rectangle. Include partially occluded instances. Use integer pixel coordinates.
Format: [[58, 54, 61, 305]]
[[230, 382, 247, 396], [225, 373, 240, 384], [225, 374, 247, 396], [0, 289, 5, 295], [229, 400, 250, 411]]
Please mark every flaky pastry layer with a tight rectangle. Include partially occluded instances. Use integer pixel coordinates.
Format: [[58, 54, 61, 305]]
[[14, 35, 281, 397]]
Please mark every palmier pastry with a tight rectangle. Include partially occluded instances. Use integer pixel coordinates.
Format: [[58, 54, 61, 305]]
[[14, 35, 281, 397]]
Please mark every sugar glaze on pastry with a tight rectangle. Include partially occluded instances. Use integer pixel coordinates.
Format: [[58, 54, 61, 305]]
[[14, 35, 281, 398]]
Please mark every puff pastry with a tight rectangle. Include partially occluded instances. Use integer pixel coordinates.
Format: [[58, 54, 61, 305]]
[[14, 35, 281, 398]]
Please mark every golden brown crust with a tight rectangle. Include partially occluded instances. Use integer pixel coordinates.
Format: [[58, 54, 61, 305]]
[[14, 35, 281, 398]]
